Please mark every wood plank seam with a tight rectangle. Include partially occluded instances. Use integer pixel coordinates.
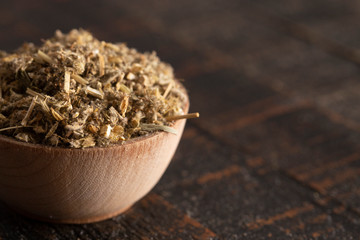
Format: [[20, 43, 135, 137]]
[[281, 169, 360, 223], [288, 153, 360, 182], [245, 203, 314, 230], [196, 165, 242, 185], [146, 193, 218, 239]]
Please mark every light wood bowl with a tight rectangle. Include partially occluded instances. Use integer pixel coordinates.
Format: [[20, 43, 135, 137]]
[[0, 100, 188, 224]]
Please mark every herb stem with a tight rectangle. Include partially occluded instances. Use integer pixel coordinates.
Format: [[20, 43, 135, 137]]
[[166, 112, 200, 121]]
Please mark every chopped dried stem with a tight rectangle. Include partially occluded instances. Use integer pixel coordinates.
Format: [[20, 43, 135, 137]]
[[21, 96, 38, 126], [140, 123, 177, 135], [120, 96, 129, 117], [37, 98, 50, 113], [162, 82, 173, 98], [98, 54, 105, 77], [166, 112, 199, 121], [65, 123, 83, 131], [45, 121, 59, 139], [50, 107, 64, 121], [71, 74, 89, 85], [118, 84, 131, 94], [85, 86, 104, 99], [37, 50, 55, 64], [104, 72, 120, 86], [0, 126, 28, 132], [64, 71, 70, 93], [26, 88, 45, 100]]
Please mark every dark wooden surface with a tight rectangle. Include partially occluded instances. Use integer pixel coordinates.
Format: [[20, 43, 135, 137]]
[[1, 0, 360, 239]]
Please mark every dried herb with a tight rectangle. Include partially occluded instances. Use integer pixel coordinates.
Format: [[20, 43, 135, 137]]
[[0, 29, 199, 148]]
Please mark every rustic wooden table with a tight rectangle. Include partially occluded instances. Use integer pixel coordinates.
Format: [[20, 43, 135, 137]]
[[2, 0, 360, 239]]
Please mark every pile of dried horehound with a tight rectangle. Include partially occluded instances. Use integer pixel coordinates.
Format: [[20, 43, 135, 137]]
[[0, 29, 198, 148]]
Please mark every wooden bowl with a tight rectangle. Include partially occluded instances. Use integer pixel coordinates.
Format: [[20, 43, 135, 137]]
[[0, 100, 188, 224]]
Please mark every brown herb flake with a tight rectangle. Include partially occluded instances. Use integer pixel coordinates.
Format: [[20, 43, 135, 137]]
[[21, 96, 38, 126], [88, 124, 98, 133], [0, 29, 194, 148], [100, 124, 112, 139], [26, 88, 45, 100], [85, 86, 104, 99], [163, 82, 173, 98], [119, 96, 129, 117], [45, 121, 59, 139], [98, 54, 105, 77], [15, 132, 31, 142], [64, 71, 70, 93], [37, 50, 55, 65], [166, 112, 200, 121], [140, 123, 177, 135], [82, 135, 95, 148], [117, 83, 131, 94], [50, 107, 64, 121], [125, 72, 136, 80], [71, 74, 88, 85], [0, 126, 27, 132], [37, 98, 50, 113]]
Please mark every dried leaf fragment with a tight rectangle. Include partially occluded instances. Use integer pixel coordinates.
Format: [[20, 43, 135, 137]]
[[72, 112, 79, 118], [85, 86, 104, 99], [82, 135, 95, 148], [120, 96, 129, 117], [140, 123, 177, 135], [71, 74, 89, 85], [109, 106, 122, 124], [109, 125, 125, 142], [100, 124, 112, 138], [88, 124, 98, 133], [125, 72, 136, 80], [65, 123, 83, 131], [15, 132, 31, 142], [37, 98, 50, 113], [112, 125, 124, 135], [48, 134, 59, 146], [104, 72, 121, 86], [45, 121, 59, 139], [50, 107, 64, 121], [118, 84, 131, 94], [131, 63, 142, 73]]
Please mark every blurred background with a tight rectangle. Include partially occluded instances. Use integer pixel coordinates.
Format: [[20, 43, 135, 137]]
[[2, 0, 360, 239]]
